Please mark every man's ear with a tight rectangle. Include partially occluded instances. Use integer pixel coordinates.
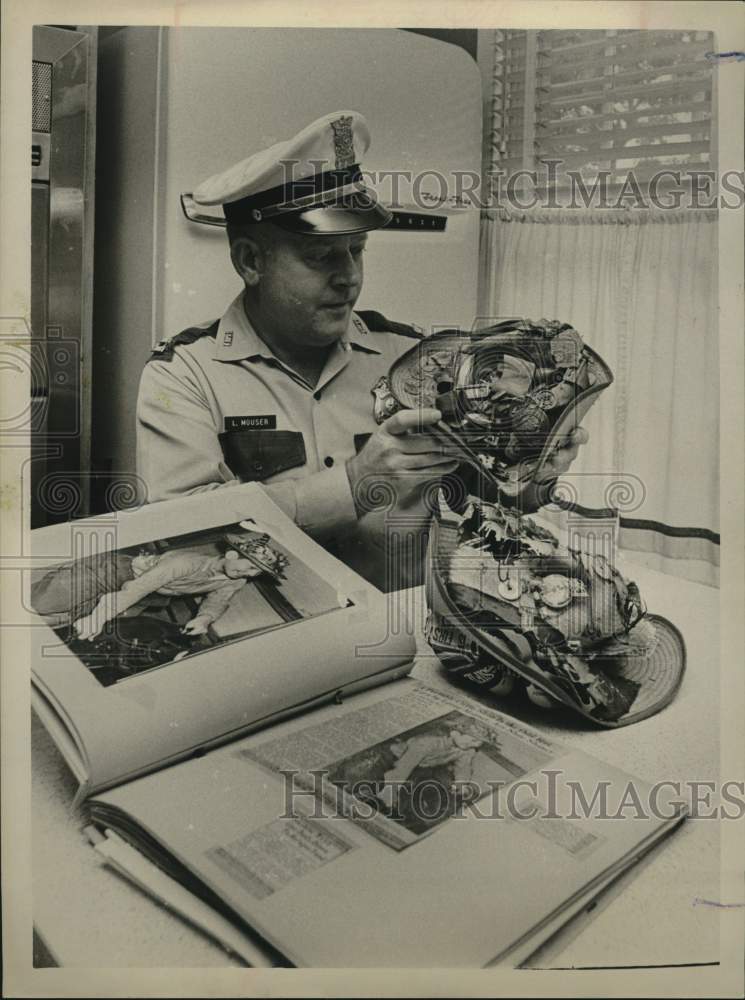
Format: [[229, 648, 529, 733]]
[[230, 234, 265, 287]]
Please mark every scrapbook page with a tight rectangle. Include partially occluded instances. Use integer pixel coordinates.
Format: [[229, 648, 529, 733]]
[[29, 484, 416, 797], [87, 680, 687, 968]]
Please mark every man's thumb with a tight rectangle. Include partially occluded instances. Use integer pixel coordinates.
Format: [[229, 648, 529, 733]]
[[384, 408, 441, 436]]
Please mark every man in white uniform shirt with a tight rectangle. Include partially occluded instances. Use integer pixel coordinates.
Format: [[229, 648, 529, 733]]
[[137, 111, 584, 590]]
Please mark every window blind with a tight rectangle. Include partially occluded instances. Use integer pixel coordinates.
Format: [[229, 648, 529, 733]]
[[492, 29, 715, 187]]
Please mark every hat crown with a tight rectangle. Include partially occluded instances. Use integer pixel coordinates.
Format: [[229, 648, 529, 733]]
[[194, 110, 371, 207]]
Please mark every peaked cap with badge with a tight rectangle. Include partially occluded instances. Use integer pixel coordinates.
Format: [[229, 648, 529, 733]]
[[192, 110, 392, 235]]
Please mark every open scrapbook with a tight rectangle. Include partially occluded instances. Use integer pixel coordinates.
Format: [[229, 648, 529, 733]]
[[30, 484, 687, 967]]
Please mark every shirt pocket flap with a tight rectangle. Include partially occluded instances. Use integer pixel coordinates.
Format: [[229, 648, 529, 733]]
[[219, 429, 307, 481]]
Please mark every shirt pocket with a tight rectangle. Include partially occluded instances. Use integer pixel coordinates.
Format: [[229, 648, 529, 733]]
[[218, 429, 307, 482]]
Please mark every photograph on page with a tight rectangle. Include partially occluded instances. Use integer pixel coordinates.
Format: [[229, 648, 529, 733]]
[[242, 684, 557, 850], [30, 518, 348, 686]]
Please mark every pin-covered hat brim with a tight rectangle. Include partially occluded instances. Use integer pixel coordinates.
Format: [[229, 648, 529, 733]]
[[425, 512, 686, 729]]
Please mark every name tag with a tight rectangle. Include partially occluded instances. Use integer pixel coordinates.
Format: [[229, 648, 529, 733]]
[[225, 415, 277, 431]]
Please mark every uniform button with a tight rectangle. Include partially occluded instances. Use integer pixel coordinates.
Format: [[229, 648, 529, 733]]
[[313, 390, 322, 401], [324, 456, 334, 468], [252, 462, 264, 474]]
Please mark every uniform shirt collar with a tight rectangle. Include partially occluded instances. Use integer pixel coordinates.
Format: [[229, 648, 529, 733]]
[[346, 311, 382, 354], [214, 292, 381, 362], [214, 293, 274, 362]]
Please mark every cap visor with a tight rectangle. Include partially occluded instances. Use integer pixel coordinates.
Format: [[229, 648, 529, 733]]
[[272, 200, 392, 235]]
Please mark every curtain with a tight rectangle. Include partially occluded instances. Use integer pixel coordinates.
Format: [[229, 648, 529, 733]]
[[479, 207, 719, 584]]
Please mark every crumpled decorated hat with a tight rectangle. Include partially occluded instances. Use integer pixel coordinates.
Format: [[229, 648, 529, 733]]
[[372, 318, 613, 496], [223, 529, 289, 581], [425, 497, 686, 727]]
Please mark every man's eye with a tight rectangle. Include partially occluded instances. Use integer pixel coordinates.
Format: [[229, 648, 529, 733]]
[[304, 244, 365, 265]]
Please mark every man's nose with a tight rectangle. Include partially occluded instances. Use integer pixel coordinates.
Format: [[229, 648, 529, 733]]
[[331, 249, 362, 287]]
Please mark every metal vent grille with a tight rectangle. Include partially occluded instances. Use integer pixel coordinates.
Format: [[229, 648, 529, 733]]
[[32, 61, 52, 132]]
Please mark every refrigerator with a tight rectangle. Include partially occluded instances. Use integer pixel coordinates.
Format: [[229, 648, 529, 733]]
[[31, 25, 96, 526]]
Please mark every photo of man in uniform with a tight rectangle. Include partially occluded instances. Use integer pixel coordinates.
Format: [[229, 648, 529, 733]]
[[31, 541, 267, 640]]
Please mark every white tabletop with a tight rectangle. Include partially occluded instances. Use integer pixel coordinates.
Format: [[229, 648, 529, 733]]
[[32, 559, 722, 969]]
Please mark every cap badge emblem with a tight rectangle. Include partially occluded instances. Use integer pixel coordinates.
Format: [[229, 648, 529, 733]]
[[330, 115, 355, 169]]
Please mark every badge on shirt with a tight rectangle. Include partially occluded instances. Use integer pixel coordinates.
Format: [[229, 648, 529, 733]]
[[225, 415, 277, 431]]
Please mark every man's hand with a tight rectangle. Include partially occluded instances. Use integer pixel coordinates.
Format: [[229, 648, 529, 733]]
[[182, 614, 212, 636], [497, 427, 589, 512], [73, 613, 105, 642], [345, 408, 461, 514], [536, 426, 589, 482]]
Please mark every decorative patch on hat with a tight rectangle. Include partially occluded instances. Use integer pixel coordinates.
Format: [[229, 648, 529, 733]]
[[330, 115, 355, 170]]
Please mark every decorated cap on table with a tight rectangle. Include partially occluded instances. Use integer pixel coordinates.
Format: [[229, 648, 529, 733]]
[[191, 110, 391, 235], [371, 318, 613, 497], [425, 497, 686, 727]]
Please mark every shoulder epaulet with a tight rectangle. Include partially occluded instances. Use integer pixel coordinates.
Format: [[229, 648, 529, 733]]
[[356, 310, 425, 340], [147, 320, 220, 363]]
